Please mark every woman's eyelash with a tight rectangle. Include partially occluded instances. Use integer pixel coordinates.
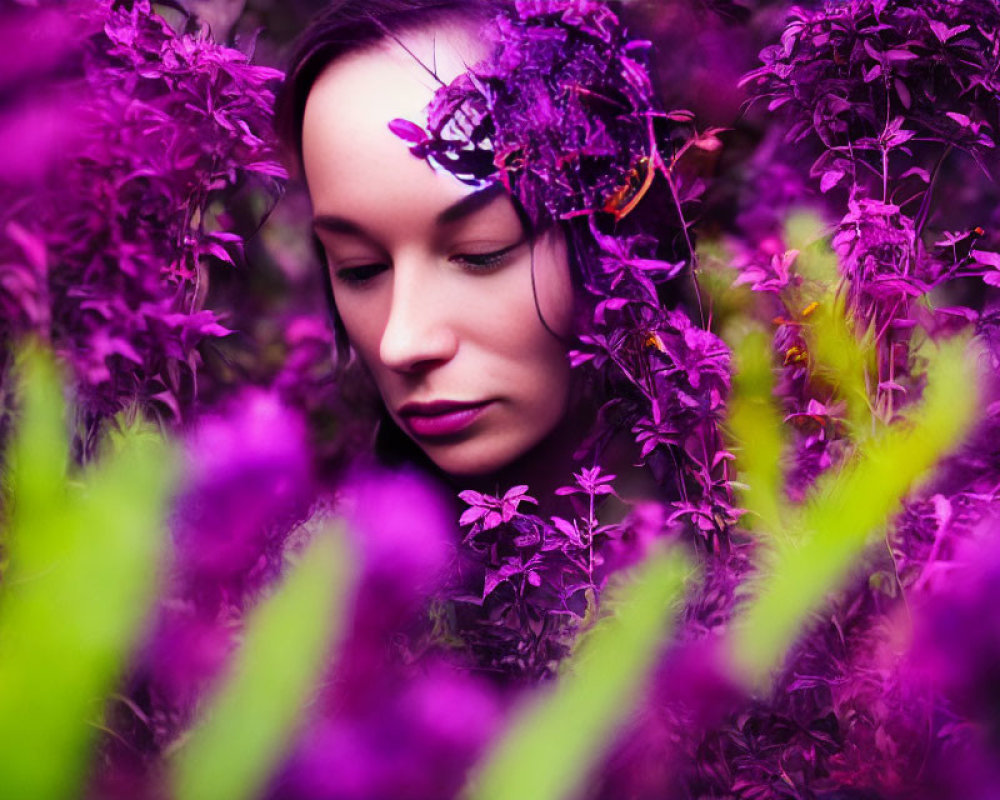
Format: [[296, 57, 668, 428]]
[[333, 241, 523, 285], [451, 240, 524, 272], [333, 263, 387, 286]]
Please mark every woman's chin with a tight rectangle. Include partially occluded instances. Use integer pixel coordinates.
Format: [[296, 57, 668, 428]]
[[418, 415, 583, 493], [419, 439, 523, 480]]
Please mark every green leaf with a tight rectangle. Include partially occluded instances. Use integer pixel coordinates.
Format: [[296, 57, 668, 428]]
[[464, 546, 693, 800], [0, 344, 174, 800], [730, 335, 979, 686], [4, 341, 70, 555], [799, 292, 875, 439], [171, 523, 354, 800], [727, 328, 788, 536]]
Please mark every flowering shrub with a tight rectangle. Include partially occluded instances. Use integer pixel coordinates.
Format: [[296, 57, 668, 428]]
[[0, 0, 284, 456], [740, 0, 1000, 409]]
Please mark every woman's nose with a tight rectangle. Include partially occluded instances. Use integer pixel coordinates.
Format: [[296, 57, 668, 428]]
[[378, 262, 459, 373]]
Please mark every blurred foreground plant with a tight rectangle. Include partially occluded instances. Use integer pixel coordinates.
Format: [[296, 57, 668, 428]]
[[0, 318, 985, 800], [0, 343, 173, 800], [726, 320, 979, 686], [171, 527, 352, 800], [0, 345, 353, 800], [465, 545, 693, 800]]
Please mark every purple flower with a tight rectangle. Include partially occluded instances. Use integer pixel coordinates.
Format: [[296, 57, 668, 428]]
[[173, 390, 313, 597], [341, 468, 453, 603], [459, 485, 538, 533], [269, 476, 499, 800], [0, 0, 285, 454], [105, 391, 316, 756], [740, 0, 1000, 421], [390, 0, 671, 227], [274, 666, 501, 800], [909, 518, 1000, 730], [555, 465, 617, 497]]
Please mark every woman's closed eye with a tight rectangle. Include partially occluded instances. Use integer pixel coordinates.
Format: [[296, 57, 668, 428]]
[[334, 240, 526, 287], [333, 262, 388, 286], [450, 239, 525, 273]]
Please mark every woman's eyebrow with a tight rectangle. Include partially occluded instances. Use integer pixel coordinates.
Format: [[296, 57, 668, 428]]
[[435, 182, 506, 226], [312, 215, 372, 239], [312, 183, 506, 237]]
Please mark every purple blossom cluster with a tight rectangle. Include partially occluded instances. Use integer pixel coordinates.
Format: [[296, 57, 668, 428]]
[[390, 0, 666, 221], [0, 0, 284, 455], [741, 0, 1000, 412], [907, 518, 1000, 798], [728, 0, 1000, 504], [102, 408, 505, 800], [669, 1, 1000, 796], [103, 392, 314, 769], [271, 472, 503, 800], [440, 468, 679, 680]]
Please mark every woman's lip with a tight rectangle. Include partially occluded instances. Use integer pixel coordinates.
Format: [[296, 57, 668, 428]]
[[398, 400, 492, 438]]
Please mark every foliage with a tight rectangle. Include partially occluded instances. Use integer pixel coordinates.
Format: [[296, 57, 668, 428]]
[[727, 331, 978, 685], [0, 0, 285, 456], [464, 545, 693, 800], [0, 344, 173, 800], [740, 0, 1000, 416]]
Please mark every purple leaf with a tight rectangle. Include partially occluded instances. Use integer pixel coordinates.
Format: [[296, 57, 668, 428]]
[[820, 169, 845, 193], [388, 117, 428, 144], [972, 250, 1000, 269], [946, 111, 972, 128], [460, 506, 488, 527], [929, 21, 969, 42]]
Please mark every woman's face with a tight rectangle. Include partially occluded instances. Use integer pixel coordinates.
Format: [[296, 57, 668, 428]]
[[301, 24, 575, 477]]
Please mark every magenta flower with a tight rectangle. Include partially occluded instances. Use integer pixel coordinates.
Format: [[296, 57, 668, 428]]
[[341, 468, 453, 602], [0, 0, 285, 453], [273, 666, 501, 800], [555, 466, 618, 498], [173, 390, 313, 596], [459, 485, 538, 532]]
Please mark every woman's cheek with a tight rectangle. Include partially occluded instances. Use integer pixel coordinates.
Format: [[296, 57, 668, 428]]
[[467, 247, 572, 348], [334, 288, 391, 366]]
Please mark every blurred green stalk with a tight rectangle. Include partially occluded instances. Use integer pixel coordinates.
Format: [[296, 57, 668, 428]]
[[0, 343, 174, 800], [728, 333, 978, 686], [171, 523, 353, 800], [464, 545, 693, 800]]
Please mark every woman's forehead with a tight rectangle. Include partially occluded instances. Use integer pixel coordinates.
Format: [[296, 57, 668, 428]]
[[304, 23, 486, 131], [301, 26, 489, 228]]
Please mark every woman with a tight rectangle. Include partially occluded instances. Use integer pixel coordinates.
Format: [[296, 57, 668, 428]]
[[289, 7, 579, 488], [275, 0, 734, 678]]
